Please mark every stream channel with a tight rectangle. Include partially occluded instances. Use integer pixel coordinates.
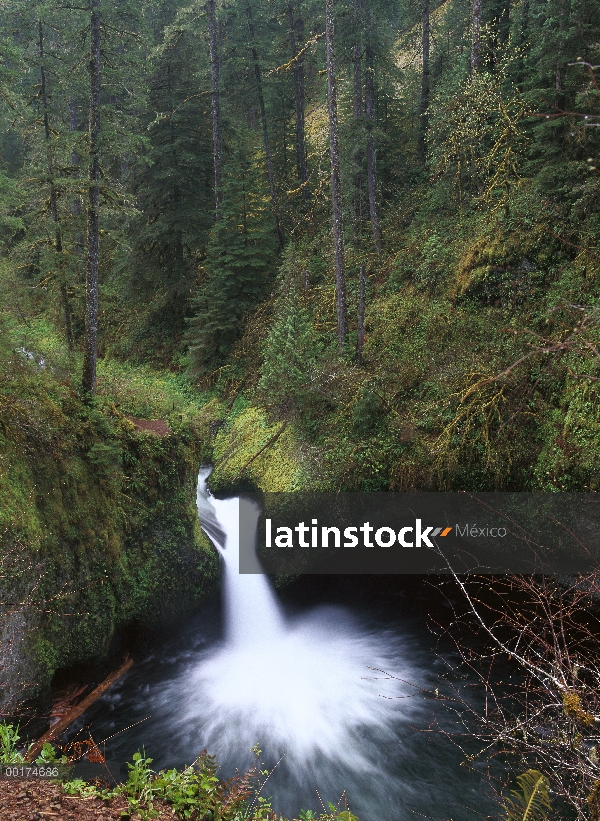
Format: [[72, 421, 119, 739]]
[[77, 468, 498, 821]]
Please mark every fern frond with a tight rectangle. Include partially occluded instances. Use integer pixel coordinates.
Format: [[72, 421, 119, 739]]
[[503, 770, 551, 821]]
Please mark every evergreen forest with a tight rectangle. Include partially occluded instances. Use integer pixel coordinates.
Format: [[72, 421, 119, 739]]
[[1, 0, 599, 494], [1, 0, 600, 816]]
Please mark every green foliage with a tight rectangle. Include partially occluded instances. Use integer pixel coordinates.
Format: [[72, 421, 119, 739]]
[[124, 5, 214, 359], [152, 760, 219, 819], [1, 2, 600, 799], [0, 723, 24, 764], [35, 742, 66, 766], [119, 750, 158, 819], [95, 358, 211, 425], [351, 388, 384, 436], [211, 405, 309, 492], [63, 778, 100, 798], [61, 744, 361, 821], [258, 285, 321, 415], [0, 171, 24, 251], [327, 809, 357, 821], [429, 60, 529, 208], [503, 770, 551, 821], [187, 141, 278, 373], [0, 723, 69, 768]]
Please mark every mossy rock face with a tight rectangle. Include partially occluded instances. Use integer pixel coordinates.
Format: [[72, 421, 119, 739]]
[[210, 404, 311, 494], [0, 378, 218, 708]]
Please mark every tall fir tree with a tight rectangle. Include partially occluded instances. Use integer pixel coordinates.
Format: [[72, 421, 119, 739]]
[[126, 2, 214, 355], [187, 138, 278, 372]]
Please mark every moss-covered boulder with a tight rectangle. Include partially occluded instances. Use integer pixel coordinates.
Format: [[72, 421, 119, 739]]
[[209, 400, 311, 494], [0, 359, 218, 708]]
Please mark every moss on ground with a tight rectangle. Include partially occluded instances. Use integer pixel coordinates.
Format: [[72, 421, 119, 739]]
[[210, 403, 312, 493]]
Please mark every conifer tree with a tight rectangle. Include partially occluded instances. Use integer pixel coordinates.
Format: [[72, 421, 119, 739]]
[[417, 0, 430, 164], [258, 283, 319, 413], [325, 0, 347, 354], [0, 1, 86, 342], [128, 3, 214, 346], [207, 0, 223, 220], [187, 141, 277, 372], [351, 0, 364, 235], [38, 19, 73, 350], [364, 12, 381, 254], [82, 0, 101, 395], [471, 0, 482, 75], [245, 1, 283, 248], [287, 2, 309, 204]]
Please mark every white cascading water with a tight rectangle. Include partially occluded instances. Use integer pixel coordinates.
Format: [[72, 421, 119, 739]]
[[163, 468, 420, 818]]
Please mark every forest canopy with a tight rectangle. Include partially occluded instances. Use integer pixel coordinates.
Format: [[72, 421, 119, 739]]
[[0, 0, 598, 491]]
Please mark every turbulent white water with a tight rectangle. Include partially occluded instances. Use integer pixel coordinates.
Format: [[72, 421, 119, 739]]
[[89, 468, 498, 819], [158, 468, 420, 815]]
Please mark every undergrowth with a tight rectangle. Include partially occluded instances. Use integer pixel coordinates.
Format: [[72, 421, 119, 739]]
[[0, 724, 357, 821]]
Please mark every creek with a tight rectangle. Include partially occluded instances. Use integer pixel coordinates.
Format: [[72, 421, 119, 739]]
[[81, 468, 497, 820]]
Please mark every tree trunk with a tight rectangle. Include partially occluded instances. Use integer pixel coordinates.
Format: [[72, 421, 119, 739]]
[[555, 0, 569, 110], [82, 0, 101, 395], [471, 0, 482, 76], [352, 0, 364, 237], [70, 95, 81, 216], [515, 0, 529, 90], [39, 21, 73, 351], [246, 3, 283, 249], [167, 63, 184, 267], [365, 31, 381, 254], [325, 0, 347, 354], [357, 263, 366, 364], [287, 3, 309, 204], [70, 96, 85, 261], [24, 658, 133, 763], [207, 0, 223, 220], [417, 0, 430, 164]]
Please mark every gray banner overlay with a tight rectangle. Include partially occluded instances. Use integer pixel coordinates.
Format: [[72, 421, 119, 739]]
[[238, 493, 600, 574]]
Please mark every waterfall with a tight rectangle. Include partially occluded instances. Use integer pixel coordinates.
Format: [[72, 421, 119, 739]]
[[91, 468, 494, 819], [196, 467, 284, 645], [86, 469, 497, 820], [158, 468, 416, 817]]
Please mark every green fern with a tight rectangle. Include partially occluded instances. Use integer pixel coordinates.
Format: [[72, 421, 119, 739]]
[[503, 770, 551, 821]]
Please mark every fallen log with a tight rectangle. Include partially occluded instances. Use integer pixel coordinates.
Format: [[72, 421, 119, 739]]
[[25, 657, 133, 762]]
